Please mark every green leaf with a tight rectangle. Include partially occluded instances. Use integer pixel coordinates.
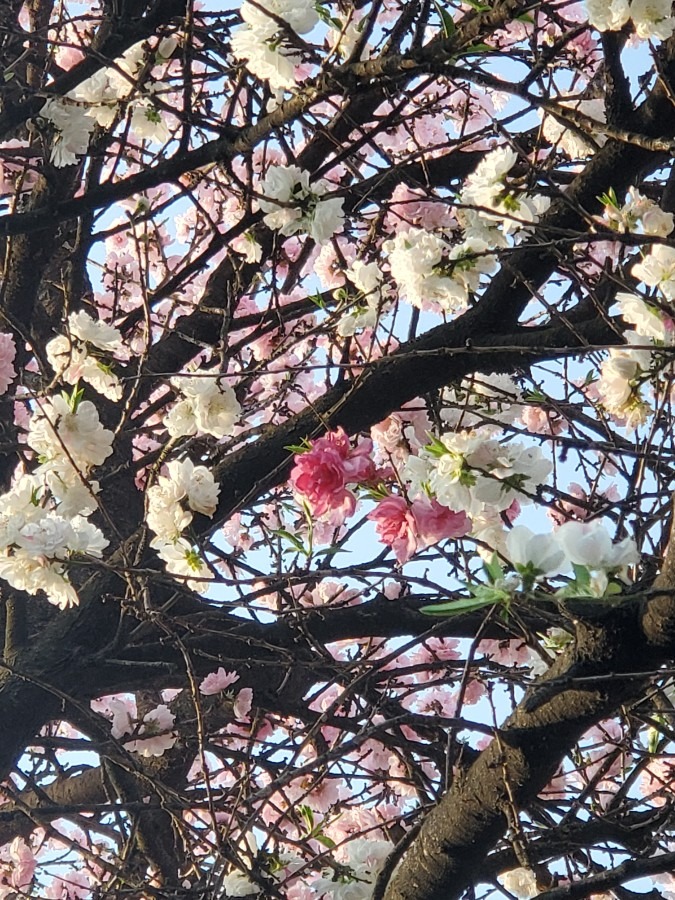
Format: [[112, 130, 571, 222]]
[[272, 529, 307, 555], [285, 438, 312, 455], [572, 563, 591, 591], [363, 483, 390, 501], [598, 187, 619, 209], [299, 804, 314, 831], [523, 388, 547, 403], [308, 292, 327, 309], [432, 0, 456, 38], [315, 3, 342, 29], [483, 553, 503, 584], [604, 581, 623, 597], [63, 384, 85, 413], [458, 42, 493, 56], [421, 595, 498, 616], [315, 834, 337, 849], [424, 433, 449, 458]]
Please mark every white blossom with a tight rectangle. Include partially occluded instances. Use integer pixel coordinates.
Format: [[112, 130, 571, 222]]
[[40, 98, 95, 167], [129, 99, 170, 144], [603, 187, 674, 237], [337, 260, 385, 336], [384, 228, 493, 312], [498, 867, 539, 899], [442, 373, 522, 429], [28, 396, 114, 471], [167, 370, 240, 439], [0, 551, 79, 610], [541, 98, 606, 159], [240, 0, 318, 36], [258, 164, 344, 245], [598, 333, 654, 426], [230, 27, 301, 91], [631, 0, 675, 39], [632, 244, 675, 299], [505, 526, 566, 577], [427, 432, 552, 514], [124, 704, 178, 757], [46, 312, 124, 401], [584, 0, 631, 31], [152, 537, 214, 594], [459, 147, 549, 235], [617, 292, 671, 343], [219, 872, 260, 897], [556, 520, 639, 571], [146, 459, 219, 543]]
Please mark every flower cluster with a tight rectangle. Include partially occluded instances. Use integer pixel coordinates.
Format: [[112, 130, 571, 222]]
[[146, 458, 219, 593], [368, 494, 471, 563], [46, 310, 125, 401], [415, 431, 553, 517], [258, 164, 345, 245], [597, 331, 654, 429], [541, 98, 606, 159], [505, 521, 639, 595], [585, 0, 675, 40], [337, 260, 385, 337], [0, 394, 112, 608], [459, 146, 550, 235], [166, 370, 241, 439], [230, 0, 319, 91], [601, 186, 674, 237], [40, 37, 176, 166], [107, 698, 178, 757], [290, 428, 376, 525], [0, 332, 16, 396], [383, 227, 497, 313]]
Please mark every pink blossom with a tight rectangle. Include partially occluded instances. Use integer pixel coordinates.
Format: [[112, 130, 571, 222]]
[[290, 428, 375, 523], [200, 667, 240, 695], [520, 405, 566, 435], [222, 513, 253, 551], [233, 687, 253, 721], [413, 497, 471, 546], [368, 495, 419, 563], [0, 837, 35, 891], [0, 333, 16, 396], [368, 495, 470, 563], [124, 704, 177, 757]]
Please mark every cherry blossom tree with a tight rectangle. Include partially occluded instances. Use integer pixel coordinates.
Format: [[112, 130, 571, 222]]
[[3, 0, 675, 897]]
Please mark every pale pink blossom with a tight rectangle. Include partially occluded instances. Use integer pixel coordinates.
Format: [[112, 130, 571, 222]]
[[124, 704, 177, 757], [200, 667, 240, 695], [0, 333, 16, 395], [520, 405, 566, 435], [233, 687, 253, 721], [0, 837, 35, 893], [44, 871, 91, 898]]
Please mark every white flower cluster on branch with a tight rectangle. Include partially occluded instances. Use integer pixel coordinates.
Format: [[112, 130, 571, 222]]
[[230, 0, 319, 91], [585, 0, 675, 39], [146, 459, 219, 594], [0, 394, 112, 609], [258, 164, 345, 244], [166, 370, 241, 439], [40, 36, 176, 166], [46, 311, 125, 401]]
